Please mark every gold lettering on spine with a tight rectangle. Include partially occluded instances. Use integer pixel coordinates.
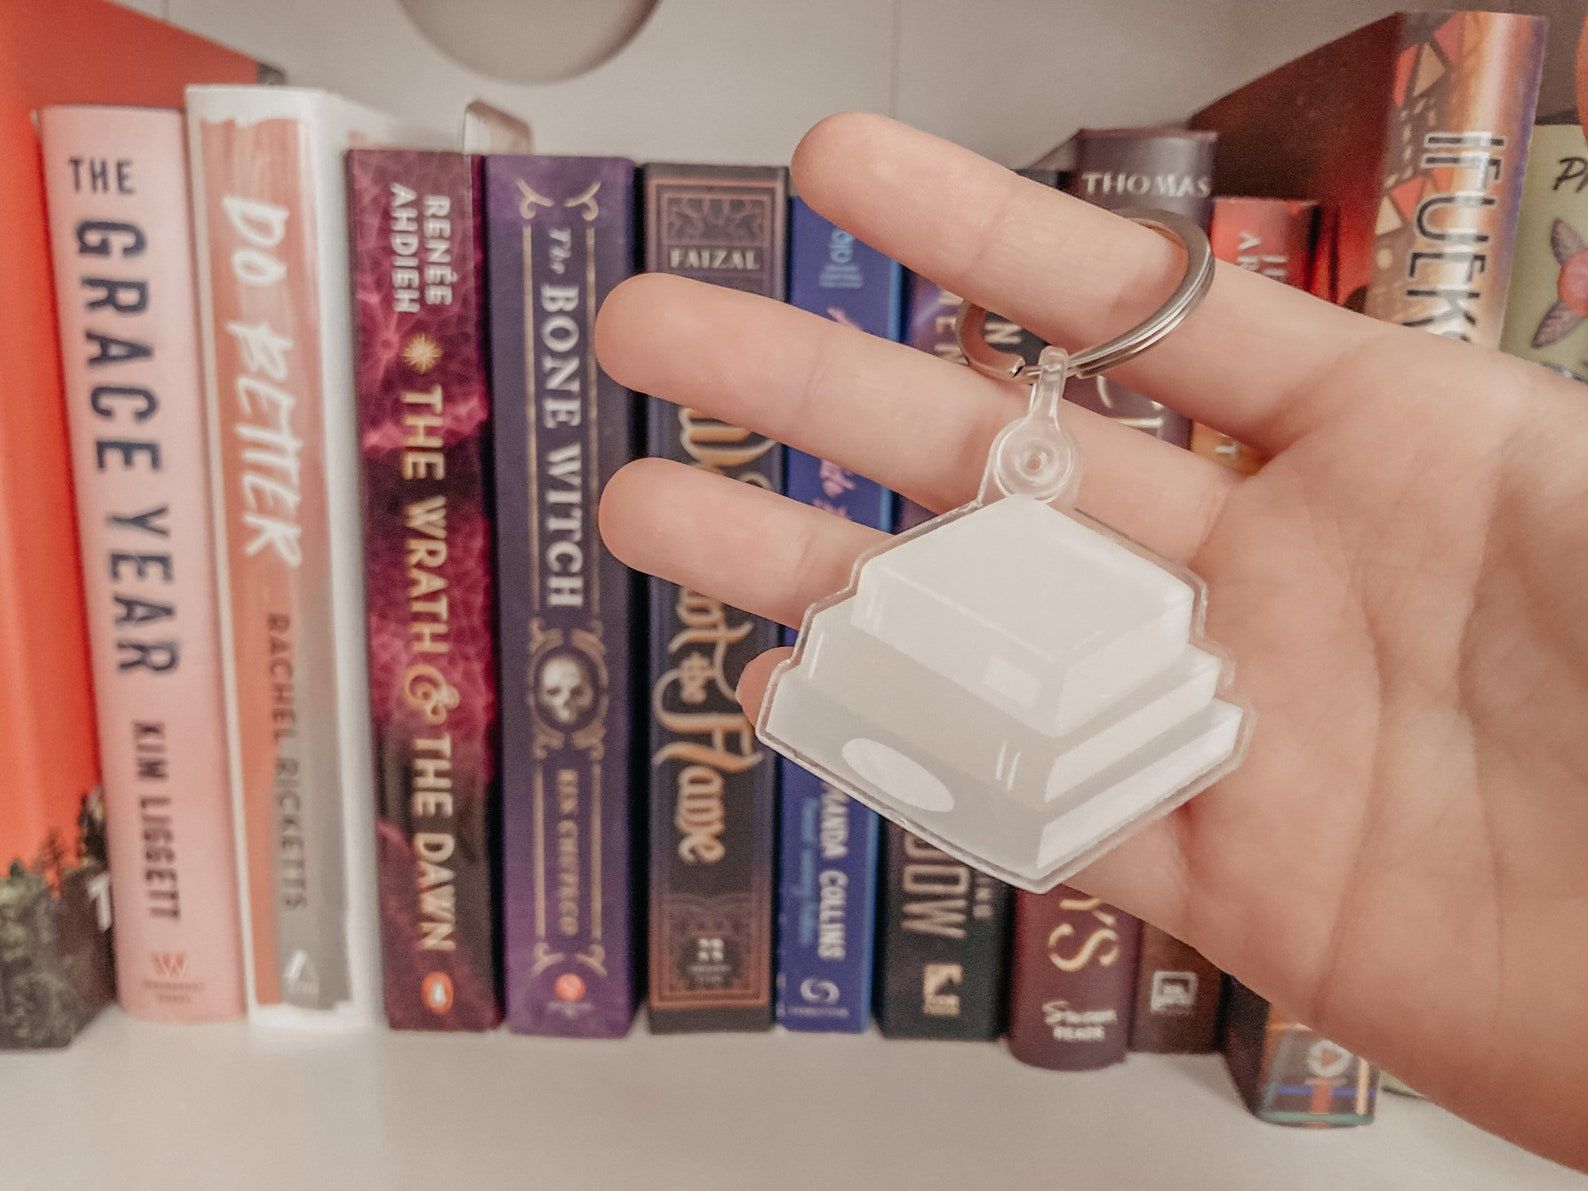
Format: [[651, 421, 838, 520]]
[[586, 218, 603, 942], [390, 179, 462, 966], [526, 179, 614, 979], [1046, 894, 1123, 973]]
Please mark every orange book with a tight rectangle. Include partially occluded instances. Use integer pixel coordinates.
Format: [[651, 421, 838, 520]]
[[1188, 197, 1319, 476], [0, 0, 268, 1048]]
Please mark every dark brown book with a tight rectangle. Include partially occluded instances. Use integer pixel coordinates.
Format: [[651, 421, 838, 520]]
[[1190, 11, 1546, 347], [642, 163, 786, 1032], [1006, 886, 1141, 1070], [1060, 128, 1216, 448], [1128, 927, 1220, 1053]]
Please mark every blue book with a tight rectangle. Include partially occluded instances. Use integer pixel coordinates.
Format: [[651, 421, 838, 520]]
[[776, 199, 901, 1031]]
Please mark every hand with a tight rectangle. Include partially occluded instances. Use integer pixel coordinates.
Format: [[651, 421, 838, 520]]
[[595, 113, 1588, 1171]]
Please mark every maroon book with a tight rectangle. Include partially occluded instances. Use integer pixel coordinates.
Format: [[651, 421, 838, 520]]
[[1006, 886, 1140, 1070], [1060, 128, 1216, 447], [349, 149, 501, 1030]]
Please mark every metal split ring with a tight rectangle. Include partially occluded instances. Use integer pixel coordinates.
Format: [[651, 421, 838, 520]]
[[954, 207, 1215, 382]]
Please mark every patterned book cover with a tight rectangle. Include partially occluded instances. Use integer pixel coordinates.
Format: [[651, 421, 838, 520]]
[[1192, 10, 1547, 346], [643, 163, 786, 1032], [1062, 129, 1216, 447], [1222, 977, 1378, 1127], [487, 155, 642, 1038], [1500, 123, 1588, 382], [0, 0, 261, 1052], [775, 198, 899, 1032], [188, 87, 447, 1024], [348, 149, 500, 1030], [1189, 197, 1318, 475], [42, 104, 245, 1023], [1006, 885, 1141, 1069], [874, 822, 1010, 1040]]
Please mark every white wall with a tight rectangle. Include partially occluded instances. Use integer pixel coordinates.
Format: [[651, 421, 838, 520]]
[[132, 0, 1474, 165]]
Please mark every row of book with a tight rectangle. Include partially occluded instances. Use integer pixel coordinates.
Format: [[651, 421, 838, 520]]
[[0, 0, 1574, 1129]]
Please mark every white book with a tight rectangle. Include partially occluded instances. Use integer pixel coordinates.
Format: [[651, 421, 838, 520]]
[[187, 86, 448, 1026]]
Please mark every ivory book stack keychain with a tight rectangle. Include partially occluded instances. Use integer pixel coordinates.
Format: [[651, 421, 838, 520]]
[[758, 209, 1253, 893]]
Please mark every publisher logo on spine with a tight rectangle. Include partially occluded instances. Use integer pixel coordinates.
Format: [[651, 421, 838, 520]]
[[1148, 970, 1198, 1016], [799, 977, 839, 1006], [922, 963, 962, 1017]]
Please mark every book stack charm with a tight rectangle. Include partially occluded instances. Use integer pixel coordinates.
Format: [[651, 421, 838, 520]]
[[758, 210, 1252, 892]]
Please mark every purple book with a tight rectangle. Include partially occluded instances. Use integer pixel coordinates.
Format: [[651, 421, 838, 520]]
[[776, 198, 897, 1031], [486, 155, 641, 1037], [350, 149, 500, 1030]]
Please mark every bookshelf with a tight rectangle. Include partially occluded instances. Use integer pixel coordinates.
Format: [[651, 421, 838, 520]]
[[4, 2, 1580, 1187], [7, 1009, 1585, 1190]]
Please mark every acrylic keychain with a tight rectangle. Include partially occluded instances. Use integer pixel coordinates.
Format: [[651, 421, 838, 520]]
[[757, 208, 1253, 893]]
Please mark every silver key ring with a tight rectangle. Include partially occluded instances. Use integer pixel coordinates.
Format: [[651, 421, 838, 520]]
[[954, 207, 1215, 382]]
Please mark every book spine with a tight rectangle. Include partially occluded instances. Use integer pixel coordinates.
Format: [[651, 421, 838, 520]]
[[189, 95, 379, 1021], [41, 105, 244, 1023], [1189, 197, 1318, 474], [1499, 124, 1588, 381], [874, 822, 1010, 1040], [1016, 128, 1213, 1041], [893, 167, 1056, 525], [1362, 12, 1546, 347], [1222, 978, 1378, 1126], [1006, 885, 1140, 1069], [643, 163, 786, 1032], [488, 155, 641, 1038], [0, 4, 262, 1051], [1062, 130, 1217, 447], [1127, 925, 1220, 1054], [348, 149, 499, 1030], [1169, 198, 1319, 1052], [881, 243, 1018, 1040], [775, 199, 897, 1032]]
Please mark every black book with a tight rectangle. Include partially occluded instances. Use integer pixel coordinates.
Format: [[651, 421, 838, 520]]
[[874, 822, 1011, 1040], [642, 164, 787, 1032]]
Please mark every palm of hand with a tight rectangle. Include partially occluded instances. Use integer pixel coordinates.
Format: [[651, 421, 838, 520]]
[[594, 114, 1588, 1170], [1181, 336, 1588, 1162]]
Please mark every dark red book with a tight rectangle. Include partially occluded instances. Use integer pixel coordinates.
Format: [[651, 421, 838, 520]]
[[1006, 886, 1141, 1070], [1191, 10, 1546, 347], [348, 149, 501, 1030], [1059, 128, 1216, 448], [1188, 197, 1318, 475]]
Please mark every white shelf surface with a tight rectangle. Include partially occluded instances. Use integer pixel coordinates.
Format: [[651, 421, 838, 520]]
[[3, 1008, 1582, 1190]]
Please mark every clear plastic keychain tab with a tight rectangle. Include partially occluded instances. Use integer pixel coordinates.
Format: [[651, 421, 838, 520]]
[[757, 209, 1253, 893]]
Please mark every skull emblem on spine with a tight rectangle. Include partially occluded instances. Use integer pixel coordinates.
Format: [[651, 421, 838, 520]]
[[536, 654, 594, 726]]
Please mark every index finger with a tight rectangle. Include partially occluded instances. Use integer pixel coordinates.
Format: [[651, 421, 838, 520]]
[[793, 113, 1390, 454]]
